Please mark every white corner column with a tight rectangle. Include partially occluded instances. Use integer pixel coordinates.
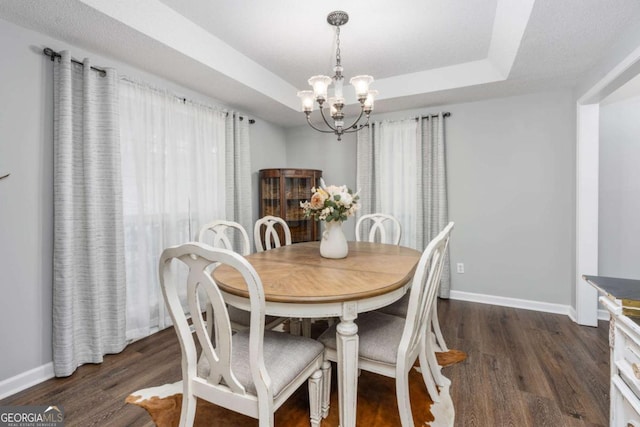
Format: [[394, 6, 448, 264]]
[[576, 103, 599, 326]]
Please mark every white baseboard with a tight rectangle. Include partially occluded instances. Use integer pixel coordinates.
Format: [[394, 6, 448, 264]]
[[448, 289, 611, 321], [449, 289, 612, 324], [449, 290, 574, 316], [0, 362, 54, 400]]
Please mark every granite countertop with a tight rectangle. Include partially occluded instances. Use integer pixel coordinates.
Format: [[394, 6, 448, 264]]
[[584, 275, 640, 320], [583, 275, 640, 301]]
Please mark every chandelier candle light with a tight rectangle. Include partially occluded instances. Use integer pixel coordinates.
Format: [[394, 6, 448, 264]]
[[297, 11, 377, 141]]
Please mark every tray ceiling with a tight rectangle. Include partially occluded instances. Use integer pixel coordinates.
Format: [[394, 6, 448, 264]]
[[0, 0, 639, 126]]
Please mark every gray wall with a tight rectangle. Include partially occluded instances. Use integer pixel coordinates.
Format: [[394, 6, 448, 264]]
[[249, 119, 287, 226], [0, 18, 55, 384], [0, 17, 285, 383], [447, 92, 575, 304], [599, 95, 640, 278], [286, 90, 576, 305]]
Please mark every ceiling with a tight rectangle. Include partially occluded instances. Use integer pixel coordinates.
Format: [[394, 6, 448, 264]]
[[602, 72, 640, 106], [1, 0, 639, 127]]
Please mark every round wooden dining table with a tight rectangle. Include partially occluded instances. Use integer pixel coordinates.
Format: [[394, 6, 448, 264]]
[[213, 241, 422, 427]]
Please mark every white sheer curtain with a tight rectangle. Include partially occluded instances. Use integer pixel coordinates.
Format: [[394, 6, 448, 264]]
[[357, 114, 450, 297], [52, 52, 126, 376], [119, 79, 227, 340], [374, 119, 421, 249]]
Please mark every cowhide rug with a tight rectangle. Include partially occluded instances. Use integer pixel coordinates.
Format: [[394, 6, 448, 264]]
[[126, 350, 466, 427]]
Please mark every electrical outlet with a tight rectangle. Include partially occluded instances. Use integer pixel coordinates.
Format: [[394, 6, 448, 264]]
[[456, 263, 464, 274]]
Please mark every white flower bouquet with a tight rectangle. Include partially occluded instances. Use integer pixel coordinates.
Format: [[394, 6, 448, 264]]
[[300, 179, 359, 223]]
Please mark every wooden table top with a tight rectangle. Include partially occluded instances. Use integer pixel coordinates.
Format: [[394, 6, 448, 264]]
[[213, 241, 422, 304]]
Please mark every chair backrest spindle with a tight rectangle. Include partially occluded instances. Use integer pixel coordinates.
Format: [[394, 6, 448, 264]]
[[397, 222, 453, 364], [254, 216, 292, 252], [197, 220, 251, 256], [355, 213, 402, 245]]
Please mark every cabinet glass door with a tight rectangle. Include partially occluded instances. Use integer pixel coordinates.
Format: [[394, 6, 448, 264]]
[[285, 176, 314, 242], [261, 177, 281, 217]]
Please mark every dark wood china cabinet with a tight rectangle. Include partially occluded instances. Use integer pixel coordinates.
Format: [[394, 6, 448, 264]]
[[259, 168, 322, 243]]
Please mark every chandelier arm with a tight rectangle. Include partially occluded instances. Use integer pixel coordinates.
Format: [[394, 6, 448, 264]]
[[318, 105, 339, 131], [305, 114, 337, 134], [343, 114, 371, 133], [339, 107, 366, 132]]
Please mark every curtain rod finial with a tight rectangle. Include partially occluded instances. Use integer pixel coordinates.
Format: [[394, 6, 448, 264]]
[[43, 47, 57, 61]]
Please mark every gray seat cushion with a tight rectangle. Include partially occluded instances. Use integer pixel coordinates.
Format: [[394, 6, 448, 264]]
[[227, 305, 281, 327], [198, 330, 324, 398], [376, 293, 409, 318], [317, 311, 405, 365]]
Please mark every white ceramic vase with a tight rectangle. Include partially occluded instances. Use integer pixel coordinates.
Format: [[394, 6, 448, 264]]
[[320, 220, 348, 259]]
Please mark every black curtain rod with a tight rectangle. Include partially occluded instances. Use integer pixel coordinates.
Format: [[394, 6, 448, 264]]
[[237, 116, 256, 124], [420, 112, 451, 119], [43, 47, 255, 124], [365, 111, 451, 128], [43, 47, 106, 75]]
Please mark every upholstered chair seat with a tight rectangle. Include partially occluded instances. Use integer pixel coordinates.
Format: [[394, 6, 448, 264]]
[[377, 293, 410, 318], [198, 329, 324, 399], [318, 311, 405, 365]]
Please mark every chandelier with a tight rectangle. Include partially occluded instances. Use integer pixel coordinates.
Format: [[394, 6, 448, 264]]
[[297, 11, 377, 141]]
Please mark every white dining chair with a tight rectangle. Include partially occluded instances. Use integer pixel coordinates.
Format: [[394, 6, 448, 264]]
[[254, 215, 292, 252], [377, 293, 449, 352], [318, 222, 455, 427], [377, 222, 454, 353], [197, 220, 286, 333], [159, 242, 326, 427], [355, 213, 402, 245], [253, 216, 308, 336], [198, 219, 252, 256], [358, 214, 450, 351]]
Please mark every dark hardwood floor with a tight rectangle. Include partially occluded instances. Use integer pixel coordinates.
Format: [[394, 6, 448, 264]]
[[441, 301, 609, 427], [0, 299, 610, 426]]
